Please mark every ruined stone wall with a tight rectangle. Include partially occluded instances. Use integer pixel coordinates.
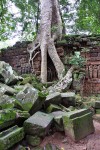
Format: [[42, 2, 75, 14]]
[[82, 48, 100, 95], [0, 35, 100, 95], [0, 42, 32, 74]]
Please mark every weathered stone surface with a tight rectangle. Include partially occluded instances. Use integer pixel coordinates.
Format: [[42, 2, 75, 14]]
[[0, 83, 16, 95], [0, 109, 16, 130], [46, 104, 62, 113], [26, 135, 41, 147], [16, 83, 38, 111], [0, 109, 30, 130], [93, 101, 100, 109], [63, 109, 94, 141], [0, 94, 16, 109], [0, 61, 23, 85], [61, 92, 76, 107], [24, 111, 53, 137], [52, 111, 67, 131], [0, 125, 24, 150], [72, 80, 81, 92], [45, 92, 61, 107], [96, 109, 100, 114]]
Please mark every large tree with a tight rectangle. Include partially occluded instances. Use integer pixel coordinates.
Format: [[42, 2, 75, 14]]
[[40, 0, 65, 83], [28, 0, 65, 83]]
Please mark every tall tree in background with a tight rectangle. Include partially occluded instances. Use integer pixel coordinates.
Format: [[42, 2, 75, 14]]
[[39, 0, 65, 83]]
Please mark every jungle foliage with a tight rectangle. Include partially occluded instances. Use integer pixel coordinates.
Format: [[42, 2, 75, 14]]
[[0, 0, 100, 41]]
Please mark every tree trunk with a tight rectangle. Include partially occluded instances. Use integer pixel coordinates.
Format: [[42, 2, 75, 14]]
[[27, 0, 65, 83], [39, 0, 65, 83]]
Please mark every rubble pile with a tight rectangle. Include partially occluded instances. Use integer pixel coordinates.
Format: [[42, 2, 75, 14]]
[[0, 61, 96, 150]]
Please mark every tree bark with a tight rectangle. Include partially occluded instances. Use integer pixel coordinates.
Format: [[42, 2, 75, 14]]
[[28, 0, 65, 83], [39, 0, 65, 83]]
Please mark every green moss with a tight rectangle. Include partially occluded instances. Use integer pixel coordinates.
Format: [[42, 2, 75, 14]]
[[26, 135, 41, 147]]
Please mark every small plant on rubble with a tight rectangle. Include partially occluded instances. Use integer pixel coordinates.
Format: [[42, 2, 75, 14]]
[[69, 52, 86, 68]]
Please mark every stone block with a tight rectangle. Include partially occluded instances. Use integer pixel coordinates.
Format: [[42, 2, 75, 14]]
[[45, 92, 61, 107], [61, 92, 76, 107], [93, 101, 100, 109], [0, 125, 24, 150], [0, 109, 16, 130], [96, 109, 100, 114], [46, 104, 62, 113], [0, 109, 30, 131], [24, 111, 53, 137], [52, 111, 67, 131], [63, 109, 94, 141], [26, 135, 41, 147]]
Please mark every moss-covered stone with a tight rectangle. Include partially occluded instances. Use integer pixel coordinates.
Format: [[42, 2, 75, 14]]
[[45, 92, 61, 107], [0, 125, 24, 150], [26, 135, 41, 147], [46, 104, 62, 113], [96, 109, 100, 114], [0, 94, 16, 109], [63, 110, 94, 141], [61, 92, 76, 107], [24, 111, 53, 137], [93, 101, 100, 109], [0, 109, 16, 130], [52, 111, 67, 131], [0, 109, 30, 130]]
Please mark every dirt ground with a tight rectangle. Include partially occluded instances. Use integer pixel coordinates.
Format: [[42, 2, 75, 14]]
[[41, 120, 100, 150]]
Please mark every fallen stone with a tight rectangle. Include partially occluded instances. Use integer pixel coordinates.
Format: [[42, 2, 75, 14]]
[[0, 83, 16, 96], [61, 92, 76, 107], [0, 61, 23, 85], [16, 83, 39, 111], [29, 91, 46, 115], [63, 109, 94, 141], [0, 109, 30, 130], [45, 92, 61, 107], [52, 111, 67, 131], [24, 111, 53, 137], [93, 101, 100, 109], [0, 125, 24, 150], [15, 110, 30, 125], [0, 109, 16, 130], [26, 135, 41, 147], [72, 80, 81, 92], [46, 104, 62, 113], [96, 109, 100, 114], [0, 94, 16, 109]]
